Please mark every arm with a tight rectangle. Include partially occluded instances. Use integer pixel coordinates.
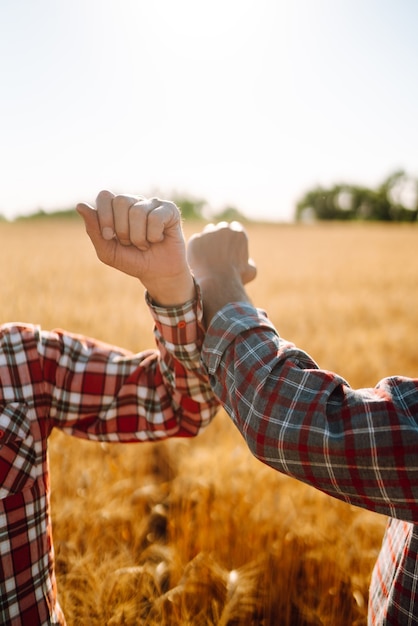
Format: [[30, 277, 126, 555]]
[[26, 191, 219, 440], [1, 302, 217, 442], [53, 290, 216, 440], [188, 223, 418, 522]]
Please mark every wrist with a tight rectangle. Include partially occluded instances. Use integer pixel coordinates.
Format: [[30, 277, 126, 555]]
[[146, 271, 196, 306], [196, 274, 251, 327]]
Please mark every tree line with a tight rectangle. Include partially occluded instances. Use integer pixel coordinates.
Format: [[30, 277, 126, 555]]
[[296, 170, 418, 222], [1, 196, 248, 224], [3, 172, 417, 223]]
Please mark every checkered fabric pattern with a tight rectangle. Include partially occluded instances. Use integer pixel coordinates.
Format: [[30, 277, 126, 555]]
[[202, 302, 418, 625], [0, 293, 219, 625]]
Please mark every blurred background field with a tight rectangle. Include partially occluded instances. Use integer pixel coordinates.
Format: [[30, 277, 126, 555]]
[[1, 218, 417, 625]]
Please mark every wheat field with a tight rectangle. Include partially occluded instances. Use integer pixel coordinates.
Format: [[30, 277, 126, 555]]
[[1, 218, 417, 625]]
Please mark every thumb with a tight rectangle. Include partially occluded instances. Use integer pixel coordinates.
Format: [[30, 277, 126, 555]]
[[76, 202, 101, 238], [76, 202, 110, 261], [243, 258, 257, 284]]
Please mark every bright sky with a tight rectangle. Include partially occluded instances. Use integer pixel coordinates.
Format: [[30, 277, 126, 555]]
[[1, 0, 417, 221]]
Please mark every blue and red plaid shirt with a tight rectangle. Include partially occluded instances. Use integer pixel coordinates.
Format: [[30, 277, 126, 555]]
[[0, 292, 219, 625], [202, 302, 418, 626]]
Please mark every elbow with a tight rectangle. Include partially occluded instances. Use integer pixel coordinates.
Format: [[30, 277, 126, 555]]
[[175, 396, 220, 437]]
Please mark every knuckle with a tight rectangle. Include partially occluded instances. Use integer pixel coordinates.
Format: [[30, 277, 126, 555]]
[[96, 189, 114, 204], [113, 194, 138, 210]]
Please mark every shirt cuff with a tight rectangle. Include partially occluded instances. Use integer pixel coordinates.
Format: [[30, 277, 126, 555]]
[[202, 302, 277, 374], [145, 281, 204, 347]]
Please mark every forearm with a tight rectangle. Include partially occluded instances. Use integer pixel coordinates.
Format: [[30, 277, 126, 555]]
[[202, 303, 418, 522], [42, 293, 218, 440], [195, 272, 251, 328]]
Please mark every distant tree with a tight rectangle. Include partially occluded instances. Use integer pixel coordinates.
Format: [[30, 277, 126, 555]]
[[212, 205, 248, 222], [379, 170, 418, 221], [296, 171, 418, 222], [296, 185, 356, 221], [171, 195, 207, 220]]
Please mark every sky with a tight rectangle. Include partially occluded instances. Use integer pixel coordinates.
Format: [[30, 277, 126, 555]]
[[1, 0, 418, 222]]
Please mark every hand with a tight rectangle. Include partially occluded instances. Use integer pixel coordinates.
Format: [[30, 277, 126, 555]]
[[77, 190, 195, 306], [187, 222, 257, 325], [187, 221, 256, 285]]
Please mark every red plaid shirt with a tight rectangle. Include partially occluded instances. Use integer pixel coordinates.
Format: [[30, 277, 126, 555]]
[[202, 303, 418, 626], [0, 293, 218, 626]]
